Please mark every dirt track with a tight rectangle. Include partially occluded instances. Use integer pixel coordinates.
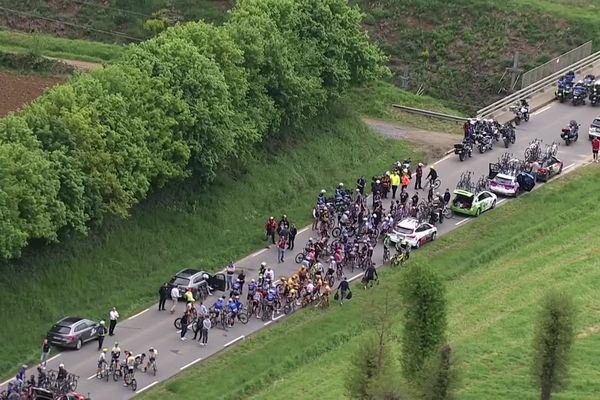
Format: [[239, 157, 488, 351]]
[[0, 71, 62, 117]]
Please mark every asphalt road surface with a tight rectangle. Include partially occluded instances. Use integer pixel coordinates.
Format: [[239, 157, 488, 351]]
[[4, 100, 599, 399]]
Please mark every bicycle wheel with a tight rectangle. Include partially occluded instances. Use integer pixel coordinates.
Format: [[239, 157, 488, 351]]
[[294, 253, 304, 264], [238, 313, 248, 324], [174, 317, 182, 330], [69, 378, 78, 391], [433, 179, 441, 189], [131, 378, 137, 391], [113, 369, 120, 382], [331, 227, 341, 238], [105, 367, 109, 382]]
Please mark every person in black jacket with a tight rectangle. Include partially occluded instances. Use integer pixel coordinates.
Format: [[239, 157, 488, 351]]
[[158, 282, 170, 311], [288, 224, 298, 250], [336, 277, 350, 305]]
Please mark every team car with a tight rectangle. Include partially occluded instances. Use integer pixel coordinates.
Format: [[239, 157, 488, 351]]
[[450, 189, 497, 217], [168, 268, 226, 300], [389, 218, 437, 248], [589, 116, 600, 140], [536, 156, 563, 182], [488, 173, 520, 197], [47, 317, 100, 350]]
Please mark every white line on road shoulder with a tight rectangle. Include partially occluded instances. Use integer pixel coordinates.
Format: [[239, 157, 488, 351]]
[[497, 199, 506, 205], [180, 357, 203, 370], [128, 308, 150, 320], [223, 335, 245, 348], [532, 104, 552, 116], [297, 226, 311, 234], [349, 272, 363, 282], [87, 374, 96, 380], [272, 314, 284, 322], [264, 320, 273, 326], [455, 218, 470, 226], [47, 354, 61, 363], [564, 163, 575, 170], [136, 380, 159, 393]]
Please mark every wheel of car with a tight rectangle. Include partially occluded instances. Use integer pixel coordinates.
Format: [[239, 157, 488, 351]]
[[558, 164, 563, 174], [415, 239, 421, 249], [491, 200, 496, 209], [75, 339, 82, 350], [476, 207, 481, 217], [431, 232, 437, 241]]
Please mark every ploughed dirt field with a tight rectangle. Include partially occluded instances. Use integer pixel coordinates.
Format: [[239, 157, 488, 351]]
[[0, 70, 62, 117]]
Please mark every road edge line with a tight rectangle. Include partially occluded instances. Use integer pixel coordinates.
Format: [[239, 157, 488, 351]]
[[179, 357, 203, 370], [223, 335, 245, 348], [136, 380, 159, 393]]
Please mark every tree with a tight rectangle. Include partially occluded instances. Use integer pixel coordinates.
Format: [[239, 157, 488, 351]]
[[419, 344, 459, 400], [399, 265, 448, 380], [531, 291, 577, 400]]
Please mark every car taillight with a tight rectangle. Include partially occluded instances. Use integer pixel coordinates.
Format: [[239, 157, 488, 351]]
[[539, 168, 546, 173], [504, 184, 514, 189], [66, 336, 75, 341], [406, 235, 416, 239], [490, 181, 497, 186]]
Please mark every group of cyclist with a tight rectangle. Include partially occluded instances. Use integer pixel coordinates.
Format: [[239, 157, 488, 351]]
[[95, 342, 158, 386]]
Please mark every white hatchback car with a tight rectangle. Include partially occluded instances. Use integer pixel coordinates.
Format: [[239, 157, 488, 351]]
[[390, 218, 437, 248], [489, 173, 519, 196]]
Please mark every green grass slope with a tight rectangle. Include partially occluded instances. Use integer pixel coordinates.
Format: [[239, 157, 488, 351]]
[[138, 165, 600, 400], [0, 102, 428, 377]]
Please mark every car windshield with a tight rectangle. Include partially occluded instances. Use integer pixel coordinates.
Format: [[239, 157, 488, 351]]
[[395, 226, 414, 235], [495, 176, 514, 185], [169, 277, 189, 286], [51, 325, 71, 334], [592, 118, 600, 128]]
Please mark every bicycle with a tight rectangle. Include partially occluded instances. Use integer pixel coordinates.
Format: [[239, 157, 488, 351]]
[[145, 358, 158, 376], [96, 361, 109, 382], [427, 177, 441, 190], [123, 369, 137, 391], [390, 251, 408, 268]]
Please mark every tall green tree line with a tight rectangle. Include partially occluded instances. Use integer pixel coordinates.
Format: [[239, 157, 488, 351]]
[[0, 0, 387, 259]]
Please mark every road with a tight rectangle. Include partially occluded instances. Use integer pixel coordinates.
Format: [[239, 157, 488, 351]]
[[3, 100, 599, 399]]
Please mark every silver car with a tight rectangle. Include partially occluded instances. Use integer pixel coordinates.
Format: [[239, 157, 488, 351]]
[[47, 317, 100, 350]]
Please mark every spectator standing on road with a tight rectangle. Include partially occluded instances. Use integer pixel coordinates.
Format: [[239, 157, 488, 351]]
[[225, 262, 236, 291], [443, 188, 451, 205], [237, 270, 246, 292], [193, 302, 209, 340], [108, 307, 119, 336], [199, 315, 211, 346], [277, 235, 287, 263], [158, 282, 170, 311], [592, 136, 600, 162], [97, 320, 107, 350], [415, 163, 423, 190], [356, 176, 366, 195], [288, 224, 297, 250], [40, 338, 50, 367], [401, 172, 410, 191], [390, 170, 400, 199], [170, 285, 180, 313], [265, 216, 277, 246], [179, 312, 189, 341]]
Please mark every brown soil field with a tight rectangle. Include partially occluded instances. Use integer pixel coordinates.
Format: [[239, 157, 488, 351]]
[[0, 71, 62, 117]]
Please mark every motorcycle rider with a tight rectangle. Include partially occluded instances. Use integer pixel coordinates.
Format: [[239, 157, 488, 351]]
[[569, 120, 579, 139]]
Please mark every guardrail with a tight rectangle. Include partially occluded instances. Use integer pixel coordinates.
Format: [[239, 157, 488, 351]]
[[477, 49, 600, 118], [391, 104, 466, 122]]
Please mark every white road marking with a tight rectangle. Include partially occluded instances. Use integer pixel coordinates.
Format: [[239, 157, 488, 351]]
[[250, 248, 268, 257], [531, 104, 552, 116], [179, 357, 203, 370], [87, 374, 96, 380], [127, 308, 149, 320], [349, 272, 363, 282], [264, 320, 273, 326], [455, 218, 470, 226], [47, 354, 61, 363], [564, 162, 575, 170], [136, 380, 159, 393], [297, 226, 311, 234], [223, 335, 245, 348], [433, 153, 454, 165], [497, 199, 506, 205], [272, 314, 284, 321]]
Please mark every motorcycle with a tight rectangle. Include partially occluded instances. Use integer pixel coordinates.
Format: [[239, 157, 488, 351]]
[[589, 83, 600, 106], [476, 133, 493, 153], [572, 86, 587, 106], [453, 139, 473, 162], [555, 85, 568, 103], [509, 105, 529, 125], [560, 125, 579, 145]]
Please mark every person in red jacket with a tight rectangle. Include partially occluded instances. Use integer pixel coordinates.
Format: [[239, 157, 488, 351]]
[[592, 136, 600, 163], [265, 216, 277, 246]]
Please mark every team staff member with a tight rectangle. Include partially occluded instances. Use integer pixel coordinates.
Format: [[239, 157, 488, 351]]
[[592, 136, 600, 162], [108, 307, 119, 336]]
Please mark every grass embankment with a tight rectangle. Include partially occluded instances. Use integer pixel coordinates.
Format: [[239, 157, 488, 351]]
[[0, 30, 124, 63], [348, 80, 464, 134], [138, 165, 600, 400], [0, 102, 425, 376]]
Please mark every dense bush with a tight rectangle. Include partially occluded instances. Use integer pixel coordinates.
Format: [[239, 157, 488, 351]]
[[0, 0, 387, 259]]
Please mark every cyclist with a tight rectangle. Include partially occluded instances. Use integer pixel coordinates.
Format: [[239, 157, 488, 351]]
[[97, 348, 108, 377], [317, 189, 327, 205], [146, 347, 158, 372], [398, 239, 411, 261], [227, 298, 239, 327], [426, 165, 438, 187], [247, 279, 257, 301], [183, 288, 195, 310], [110, 342, 121, 368], [258, 262, 266, 285], [230, 279, 242, 297], [133, 353, 146, 370], [383, 233, 393, 261], [124, 351, 135, 386], [212, 296, 225, 320], [57, 363, 68, 383], [320, 284, 331, 307]]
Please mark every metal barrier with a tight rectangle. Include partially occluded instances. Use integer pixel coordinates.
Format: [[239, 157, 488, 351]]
[[477, 49, 600, 118], [521, 41, 592, 88], [391, 104, 466, 122]]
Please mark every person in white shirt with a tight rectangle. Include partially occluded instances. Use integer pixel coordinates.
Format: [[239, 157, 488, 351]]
[[265, 268, 275, 283], [170, 286, 180, 314], [108, 307, 119, 336]]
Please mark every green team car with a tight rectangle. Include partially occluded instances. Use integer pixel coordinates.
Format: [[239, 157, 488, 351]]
[[450, 189, 497, 217]]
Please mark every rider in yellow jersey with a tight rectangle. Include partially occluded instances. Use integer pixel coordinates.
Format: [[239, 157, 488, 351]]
[[97, 348, 107, 376]]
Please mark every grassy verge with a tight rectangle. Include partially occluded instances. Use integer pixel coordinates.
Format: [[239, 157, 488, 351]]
[[348, 81, 464, 134], [138, 165, 600, 400], [0, 101, 423, 376], [0, 30, 124, 63]]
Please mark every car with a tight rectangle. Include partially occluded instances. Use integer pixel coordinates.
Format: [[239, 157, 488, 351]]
[[489, 173, 520, 197], [589, 116, 600, 140], [47, 317, 100, 350], [450, 189, 497, 217], [168, 268, 226, 300], [389, 218, 437, 248], [536, 156, 563, 182]]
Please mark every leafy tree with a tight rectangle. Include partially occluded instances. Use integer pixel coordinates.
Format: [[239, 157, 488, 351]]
[[419, 344, 459, 400], [531, 291, 577, 400], [399, 265, 448, 380]]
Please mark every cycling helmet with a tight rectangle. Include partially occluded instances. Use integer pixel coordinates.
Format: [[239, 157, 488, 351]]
[[261, 261, 267, 267], [329, 256, 334, 260], [430, 165, 436, 169], [59, 364, 64, 368], [372, 214, 377, 218], [235, 295, 240, 299], [102, 348, 108, 352], [114, 342, 119, 346], [202, 273, 209, 280], [228, 298, 233, 302], [99, 320, 105, 325], [376, 180, 380, 184], [309, 237, 313, 242], [436, 192, 440, 196], [338, 182, 344, 187], [149, 347, 155, 352], [320, 189, 326, 194], [344, 210, 350, 214], [250, 279, 255, 283]]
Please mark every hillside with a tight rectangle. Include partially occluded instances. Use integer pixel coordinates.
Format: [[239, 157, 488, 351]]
[[139, 165, 600, 400], [2, 1, 599, 110]]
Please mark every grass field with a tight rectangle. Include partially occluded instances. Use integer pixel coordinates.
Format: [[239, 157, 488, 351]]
[[138, 165, 600, 400], [0, 97, 439, 377], [0, 30, 124, 63]]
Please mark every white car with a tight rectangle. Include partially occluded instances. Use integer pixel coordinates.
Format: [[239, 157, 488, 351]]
[[589, 116, 600, 140], [489, 173, 519, 197], [450, 189, 497, 217], [389, 218, 437, 248]]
